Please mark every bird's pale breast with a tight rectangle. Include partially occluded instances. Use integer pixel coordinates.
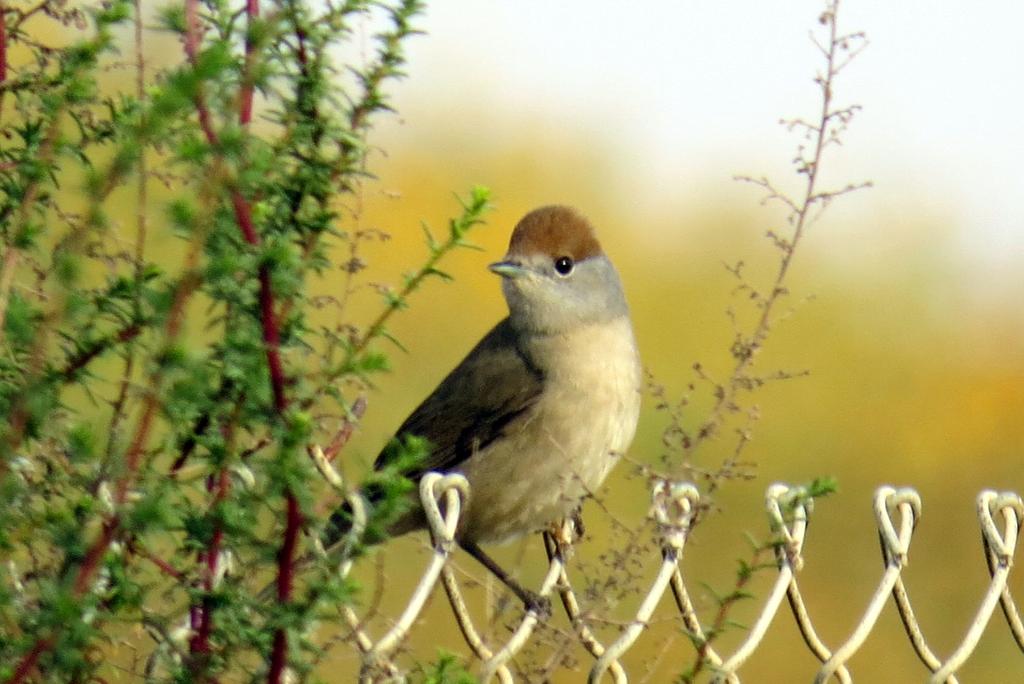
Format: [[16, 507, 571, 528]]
[[454, 315, 641, 544]]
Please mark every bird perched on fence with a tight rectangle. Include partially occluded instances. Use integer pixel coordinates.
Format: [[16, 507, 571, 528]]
[[326, 205, 642, 613]]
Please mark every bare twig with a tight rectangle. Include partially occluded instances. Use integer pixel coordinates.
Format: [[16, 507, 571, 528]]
[[681, 0, 869, 467]]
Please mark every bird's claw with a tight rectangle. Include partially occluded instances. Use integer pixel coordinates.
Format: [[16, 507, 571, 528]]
[[571, 508, 586, 540], [524, 591, 552, 619]]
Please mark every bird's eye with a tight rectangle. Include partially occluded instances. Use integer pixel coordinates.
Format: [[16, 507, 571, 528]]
[[554, 256, 574, 276]]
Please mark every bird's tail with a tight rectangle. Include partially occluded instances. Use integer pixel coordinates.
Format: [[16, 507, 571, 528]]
[[321, 499, 359, 549], [321, 480, 418, 550]]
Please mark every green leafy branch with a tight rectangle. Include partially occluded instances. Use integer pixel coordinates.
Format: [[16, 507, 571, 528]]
[[331, 185, 492, 383]]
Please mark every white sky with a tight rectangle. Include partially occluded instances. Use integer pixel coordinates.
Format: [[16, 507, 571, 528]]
[[386, 1, 1024, 281]]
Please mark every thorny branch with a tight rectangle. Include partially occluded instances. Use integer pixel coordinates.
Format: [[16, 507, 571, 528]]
[[677, 0, 870, 468], [181, 2, 305, 681], [0, 0, 480, 681], [7, 248, 206, 684], [103, 0, 151, 473]]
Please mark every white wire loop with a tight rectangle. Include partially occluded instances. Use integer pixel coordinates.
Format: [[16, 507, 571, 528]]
[[589, 481, 699, 683], [233, 458, 1024, 683], [927, 491, 1023, 683], [715, 484, 811, 681], [816, 486, 921, 682], [368, 474, 467, 657]]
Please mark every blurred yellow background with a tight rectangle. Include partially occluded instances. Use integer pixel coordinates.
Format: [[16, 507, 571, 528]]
[[314, 2, 1024, 680], [327, 138, 1024, 682]]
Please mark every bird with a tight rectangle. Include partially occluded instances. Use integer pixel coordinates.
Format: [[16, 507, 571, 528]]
[[326, 205, 642, 613]]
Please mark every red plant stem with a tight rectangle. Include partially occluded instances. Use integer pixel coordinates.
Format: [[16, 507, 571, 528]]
[[74, 518, 120, 594], [295, 26, 306, 66], [182, 5, 300, 681], [6, 637, 55, 684], [225, 190, 286, 414], [267, 494, 301, 683], [190, 467, 231, 671], [8, 517, 119, 683], [133, 545, 186, 581], [0, 109, 62, 379], [323, 395, 367, 462], [257, 268, 285, 412], [58, 322, 143, 382], [268, 493, 301, 683], [185, 0, 285, 415], [276, 495, 301, 600], [206, 482, 228, 588], [240, 0, 259, 126], [227, 187, 287, 415]]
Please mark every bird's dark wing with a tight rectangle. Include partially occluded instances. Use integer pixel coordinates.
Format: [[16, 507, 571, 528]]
[[375, 318, 544, 477]]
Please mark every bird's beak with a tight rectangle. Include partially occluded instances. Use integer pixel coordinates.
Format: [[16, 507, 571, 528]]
[[488, 259, 528, 279]]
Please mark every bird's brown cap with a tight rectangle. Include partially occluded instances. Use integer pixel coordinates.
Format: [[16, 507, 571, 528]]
[[506, 206, 603, 262]]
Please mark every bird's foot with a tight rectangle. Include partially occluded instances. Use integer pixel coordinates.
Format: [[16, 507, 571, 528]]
[[546, 513, 583, 553], [571, 508, 586, 540], [460, 539, 552, 619], [522, 590, 552, 619]]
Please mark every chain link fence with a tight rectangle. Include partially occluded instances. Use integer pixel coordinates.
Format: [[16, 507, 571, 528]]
[[297, 445, 1024, 682], [129, 444, 1024, 680]]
